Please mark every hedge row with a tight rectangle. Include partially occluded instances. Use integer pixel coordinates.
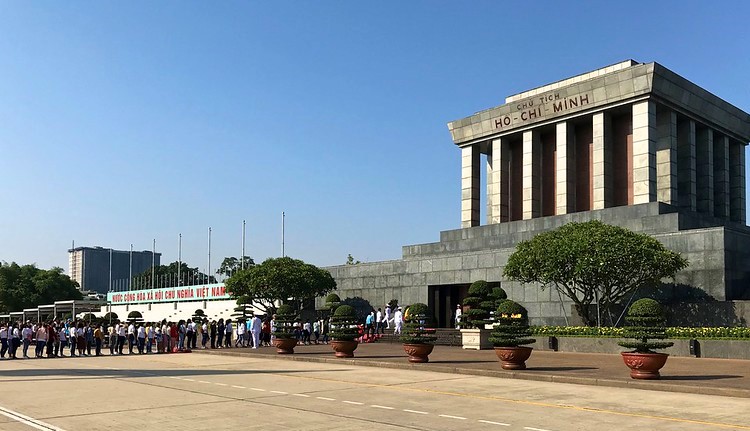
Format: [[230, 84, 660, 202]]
[[531, 325, 750, 340]]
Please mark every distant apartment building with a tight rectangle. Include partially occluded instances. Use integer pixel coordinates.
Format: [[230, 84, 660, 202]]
[[68, 246, 161, 294]]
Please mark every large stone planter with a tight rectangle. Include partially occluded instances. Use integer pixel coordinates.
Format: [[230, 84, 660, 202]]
[[272, 337, 297, 354], [331, 340, 359, 358], [621, 352, 669, 379], [494, 346, 533, 370], [460, 328, 492, 350], [403, 343, 434, 363]]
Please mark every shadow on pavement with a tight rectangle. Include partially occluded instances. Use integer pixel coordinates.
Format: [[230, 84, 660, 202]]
[[660, 374, 743, 381], [526, 366, 599, 372]]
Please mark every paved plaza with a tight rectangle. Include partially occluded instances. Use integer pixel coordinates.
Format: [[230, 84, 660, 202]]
[[0, 345, 748, 430]]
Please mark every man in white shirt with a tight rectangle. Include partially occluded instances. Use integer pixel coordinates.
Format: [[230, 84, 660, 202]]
[[236, 320, 246, 347], [376, 308, 383, 334], [127, 323, 136, 354], [384, 305, 392, 329], [250, 314, 262, 349], [136, 324, 146, 354], [22, 324, 33, 359], [393, 307, 403, 335], [117, 322, 127, 355], [0, 324, 8, 359], [455, 304, 463, 329]]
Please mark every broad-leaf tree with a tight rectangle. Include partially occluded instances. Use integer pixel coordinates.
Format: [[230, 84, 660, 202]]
[[0, 263, 82, 312], [225, 256, 336, 315], [217, 256, 255, 277], [503, 220, 688, 326]]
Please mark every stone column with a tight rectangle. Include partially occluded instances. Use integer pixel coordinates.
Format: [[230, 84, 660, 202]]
[[677, 119, 697, 212], [555, 122, 574, 214], [487, 139, 509, 224], [656, 109, 678, 206], [461, 144, 480, 228], [713, 134, 730, 219], [522, 130, 541, 219], [592, 112, 612, 209], [696, 127, 714, 216], [730, 140, 746, 224], [632, 101, 657, 204]]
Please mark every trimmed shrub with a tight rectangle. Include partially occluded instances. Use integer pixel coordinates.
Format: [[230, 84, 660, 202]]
[[489, 300, 536, 347], [399, 303, 437, 345], [618, 298, 674, 353], [272, 304, 297, 340], [324, 293, 341, 311], [460, 280, 494, 329], [329, 305, 359, 342]]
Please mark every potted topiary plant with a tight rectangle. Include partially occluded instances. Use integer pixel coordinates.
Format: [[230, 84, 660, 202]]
[[459, 280, 495, 350], [490, 300, 536, 370], [329, 304, 359, 358], [324, 293, 341, 312], [399, 303, 437, 363], [618, 298, 674, 379], [272, 304, 298, 354]]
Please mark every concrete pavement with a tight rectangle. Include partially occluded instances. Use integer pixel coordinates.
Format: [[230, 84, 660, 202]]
[[0, 351, 749, 431], [197, 340, 750, 398]]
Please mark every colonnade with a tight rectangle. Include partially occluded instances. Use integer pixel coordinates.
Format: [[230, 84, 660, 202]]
[[461, 100, 747, 227]]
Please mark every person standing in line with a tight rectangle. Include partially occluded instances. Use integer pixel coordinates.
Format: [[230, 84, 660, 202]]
[[69, 322, 77, 357], [58, 325, 68, 357], [146, 322, 155, 354], [224, 319, 233, 348], [85, 324, 94, 356], [193, 320, 201, 349], [0, 323, 8, 359], [185, 319, 194, 350], [10, 323, 20, 359], [209, 319, 217, 349], [76, 323, 86, 357], [312, 319, 320, 344], [162, 320, 170, 353], [302, 320, 312, 345], [46, 324, 56, 358], [235, 319, 246, 348], [107, 324, 116, 355], [117, 321, 127, 355], [201, 320, 208, 349], [261, 318, 271, 346], [250, 314, 262, 350], [169, 321, 178, 352], [22, 323, 33, 359], [137, 323, 146, 354], [35, 324, 47, 358], [216, 319, 225, 348], [154, 323, 162, 353], [93, 325, 104, 356], [393, 307, 403, 335], [127, 321, 136, 354], [384, 305, 392, 330]]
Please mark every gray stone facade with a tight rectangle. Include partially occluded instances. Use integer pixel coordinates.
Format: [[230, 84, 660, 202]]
[[324, 61, 750, 326]]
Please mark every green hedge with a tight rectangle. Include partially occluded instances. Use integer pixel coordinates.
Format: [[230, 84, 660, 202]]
[[531, 325, 750, 340]]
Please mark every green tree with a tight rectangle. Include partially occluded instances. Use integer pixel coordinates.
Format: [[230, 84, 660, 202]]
[[225, 256, 337, 315], [133, 261, 215, 289], [503, 220, 688, 327], [217, 256, 255, 277], [0, 263, 82, 312], [345, 254, 361, 265]]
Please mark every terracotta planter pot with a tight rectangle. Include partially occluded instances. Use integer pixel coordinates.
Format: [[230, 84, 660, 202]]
[[621, 352, 669, 379], [272, 337, 297, 354], [403, 343, 434, 363], [494, 346, 533, 370], [331, 340, 358, 358]]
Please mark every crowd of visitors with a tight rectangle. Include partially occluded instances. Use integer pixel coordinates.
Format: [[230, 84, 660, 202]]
[[0, 304, 406, 360]]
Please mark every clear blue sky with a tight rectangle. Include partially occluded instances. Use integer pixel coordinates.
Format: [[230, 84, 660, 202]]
[[1, 1, 749, 274]]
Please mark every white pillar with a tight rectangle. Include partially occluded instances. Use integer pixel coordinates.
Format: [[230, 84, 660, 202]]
[[522, 130, 541, 219], [555, 122, 574, 215]]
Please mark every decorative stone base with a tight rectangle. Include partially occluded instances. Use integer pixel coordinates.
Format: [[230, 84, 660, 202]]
[[460, 328, 492, 350]]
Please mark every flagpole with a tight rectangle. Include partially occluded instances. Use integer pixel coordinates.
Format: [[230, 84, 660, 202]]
[[242, 220, 246, 270], [281, 211, 285, 257], [129, 244, 133, 291], [207, 227, 212, 284], [108, 248, 113, 292], [178, 233, 182, 286], [151, 239, 156, 290]]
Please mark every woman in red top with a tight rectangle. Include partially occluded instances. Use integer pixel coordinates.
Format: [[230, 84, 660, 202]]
[[169, 322, 178, 353]]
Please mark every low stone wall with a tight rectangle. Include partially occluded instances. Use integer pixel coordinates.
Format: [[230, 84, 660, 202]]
[[530, 336, 750, 360]]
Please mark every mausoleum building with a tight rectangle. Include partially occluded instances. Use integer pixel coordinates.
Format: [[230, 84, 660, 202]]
[[325, 61, 750, 326]]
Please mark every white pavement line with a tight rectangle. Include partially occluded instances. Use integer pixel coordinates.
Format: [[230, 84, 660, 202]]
[[249, 387, 265, 392], [231, 385, 246, 389], [214, 383, 228, 386], [342, 401, 364, 405], [439, 414, 467, 420], [270, 390, 288, 394], [371, 405, 395, 410], [0, 405, 66, 431], [198, 381, 212, 384], [316, 397, 336, 401], [524, 428, 552, 431], [479, 420, 510, 426], [403, 409, 428, 415], [183, 378, 196, 382], [291, 393, 310, 398], [168, 376, 180, 379]]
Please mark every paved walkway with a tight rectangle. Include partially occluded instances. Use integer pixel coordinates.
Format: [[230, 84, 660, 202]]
[[196, 341, 750, 398]]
